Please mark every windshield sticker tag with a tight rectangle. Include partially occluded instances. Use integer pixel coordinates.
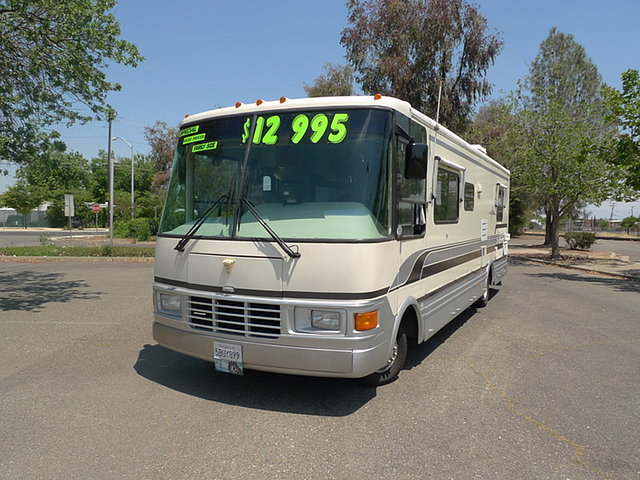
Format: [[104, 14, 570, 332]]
[[179, 125, 199, 137], [192, 141, 218, 152], [183, 133, 206, 145]]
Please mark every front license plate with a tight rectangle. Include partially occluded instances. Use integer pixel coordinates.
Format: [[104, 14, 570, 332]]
[[214, 342, 243, 375]]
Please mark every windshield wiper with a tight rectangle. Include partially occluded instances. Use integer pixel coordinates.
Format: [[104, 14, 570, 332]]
[[174, 194, 230, 252], [240, 198, 301, 259]]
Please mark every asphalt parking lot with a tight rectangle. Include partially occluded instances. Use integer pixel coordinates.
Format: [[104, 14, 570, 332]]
[[1, 258, 639, 479]]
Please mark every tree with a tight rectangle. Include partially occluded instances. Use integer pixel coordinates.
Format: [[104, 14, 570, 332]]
[[620, 216, 639, 235], [466, 100, 534, 236], [13, 147, 95, 227], [0, 0, 143, 163], [604, 69, 640, 191], [341, 0, 503, 131], [16, 149, 91, 195], [145, 121, 178, 192], [88, 150, 158, 221], [304, 63, 355, 97], [511, 29, 623, 258], [0, 181, 44, 228]]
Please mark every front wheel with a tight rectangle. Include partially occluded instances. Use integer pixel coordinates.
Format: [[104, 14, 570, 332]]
[[359, 328, 408, 387], [474, 270, 490, 308]]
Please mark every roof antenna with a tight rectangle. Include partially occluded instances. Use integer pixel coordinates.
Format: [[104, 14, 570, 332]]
[[435, 79, 443, 125], [430, 78, 444, 206]]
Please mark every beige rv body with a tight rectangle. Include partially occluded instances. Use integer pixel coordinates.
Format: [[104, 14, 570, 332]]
[[152, 96, 509, 380]]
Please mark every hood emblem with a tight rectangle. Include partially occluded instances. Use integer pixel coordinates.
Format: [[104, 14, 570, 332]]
[[223, 258, 235, 274]]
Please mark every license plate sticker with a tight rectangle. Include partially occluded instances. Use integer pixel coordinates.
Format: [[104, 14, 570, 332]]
[[214, 342, 243, 375]]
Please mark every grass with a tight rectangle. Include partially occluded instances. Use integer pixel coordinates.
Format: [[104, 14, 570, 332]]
[[0, 245, 155, 257]]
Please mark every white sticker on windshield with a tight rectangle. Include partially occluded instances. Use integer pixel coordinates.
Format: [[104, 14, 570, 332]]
[[263, 175, 272, 192]]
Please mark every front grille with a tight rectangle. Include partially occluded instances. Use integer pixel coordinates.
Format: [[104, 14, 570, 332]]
[[188, 296, 281, 339]]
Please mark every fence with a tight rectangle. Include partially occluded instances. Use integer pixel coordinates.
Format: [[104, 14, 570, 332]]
[[0, 208, 51, 228]]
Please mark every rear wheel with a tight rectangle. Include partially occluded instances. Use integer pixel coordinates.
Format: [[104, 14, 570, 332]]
[[359, 327, 408, 387]]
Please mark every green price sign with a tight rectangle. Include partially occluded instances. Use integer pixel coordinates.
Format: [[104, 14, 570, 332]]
[[183, 133, 206, 145], [179, 125, 199, 137], [192, 141, 218, 152], [242, 113, 349, 145]]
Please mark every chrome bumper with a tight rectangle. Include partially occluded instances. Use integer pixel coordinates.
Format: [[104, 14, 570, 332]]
[[153, 319, 390, 378]]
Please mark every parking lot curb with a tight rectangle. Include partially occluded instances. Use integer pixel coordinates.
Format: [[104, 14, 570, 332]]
[[0, 255, 154, 263]]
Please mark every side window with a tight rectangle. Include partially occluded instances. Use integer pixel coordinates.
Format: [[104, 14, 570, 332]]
[[395, 117, 427, 238], [464, 182, 474, 211], [434, 167, 460, 223], [496, 185, 507, 223]]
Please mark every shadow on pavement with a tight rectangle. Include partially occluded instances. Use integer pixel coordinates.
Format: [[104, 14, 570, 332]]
[[134, 344, 376, 416], [0, 269, 102, 312], [513, 257, 640, 293]]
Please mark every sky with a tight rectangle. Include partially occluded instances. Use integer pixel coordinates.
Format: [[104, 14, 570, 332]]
[[2, 0, 639, 219]]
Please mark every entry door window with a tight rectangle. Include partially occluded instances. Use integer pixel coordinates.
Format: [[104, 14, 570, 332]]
[[434, 167, 460, 223]]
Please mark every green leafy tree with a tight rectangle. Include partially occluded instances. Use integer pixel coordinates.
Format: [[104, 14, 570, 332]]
[[0, 0, 143, 163], [14, 148, 95, 227], [16, 149, 91, 194], [466, 100, 534, 236], [304, 63, 355, 97], [620, 216, 639, 234], [511, 29, 623, 258], [0, 181, 44, 228], [88, 151, 110, 202], [604, 69, 640, 191], [88, 150, 158, 221], [341, 0, 503, 131]]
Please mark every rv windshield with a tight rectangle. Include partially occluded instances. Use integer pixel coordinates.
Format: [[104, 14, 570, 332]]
[[158, 108, 392, 241]]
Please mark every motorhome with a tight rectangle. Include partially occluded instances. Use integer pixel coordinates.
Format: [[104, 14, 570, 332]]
[[152, 95, 509, 386]]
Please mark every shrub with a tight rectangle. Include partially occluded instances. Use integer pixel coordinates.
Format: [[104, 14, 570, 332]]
[[564, 232, 596, 250], [113, 217, 153, 241]]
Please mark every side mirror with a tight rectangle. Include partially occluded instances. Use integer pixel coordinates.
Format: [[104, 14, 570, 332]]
[[405, 143, 428, 179]]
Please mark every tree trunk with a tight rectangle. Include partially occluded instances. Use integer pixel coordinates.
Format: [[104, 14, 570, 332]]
[[549, 207, 562, 259], [543, 206, 552, 246]]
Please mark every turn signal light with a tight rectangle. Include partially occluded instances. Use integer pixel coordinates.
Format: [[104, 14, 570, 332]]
[[355, 311, 378, 331]]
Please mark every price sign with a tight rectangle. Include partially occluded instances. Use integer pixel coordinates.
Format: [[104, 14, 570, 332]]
[[241, 112, 350, 145]]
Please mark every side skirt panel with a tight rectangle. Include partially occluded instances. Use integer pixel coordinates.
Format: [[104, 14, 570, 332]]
[[415, 268, 486, 343]]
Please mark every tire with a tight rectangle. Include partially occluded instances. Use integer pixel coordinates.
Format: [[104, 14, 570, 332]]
[[474, 270, 490, 308], [359, 327, 408, 387]]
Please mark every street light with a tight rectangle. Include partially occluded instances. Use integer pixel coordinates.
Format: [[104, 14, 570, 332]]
[[112, 136, 135, 218]]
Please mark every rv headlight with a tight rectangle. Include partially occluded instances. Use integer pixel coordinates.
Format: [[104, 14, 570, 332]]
[[294, 308, 344, 333], [311, 310, 341, 331], [156, 292, 182, 315]]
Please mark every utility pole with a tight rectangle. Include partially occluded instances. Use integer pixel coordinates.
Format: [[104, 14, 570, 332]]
[[107, 113, 115, 246]]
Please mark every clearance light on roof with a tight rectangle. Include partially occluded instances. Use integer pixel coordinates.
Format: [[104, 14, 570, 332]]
[[374, 93, 382, 100], [184, 114, 190, 118], [256, 99, 264, 106], [235, 101, 242, 108], [280, 96, 287, 104]]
